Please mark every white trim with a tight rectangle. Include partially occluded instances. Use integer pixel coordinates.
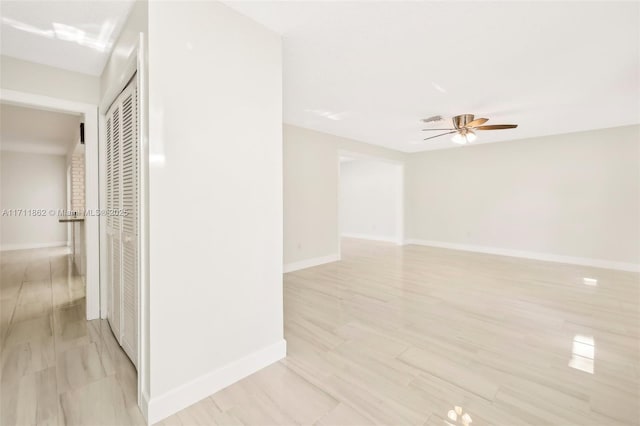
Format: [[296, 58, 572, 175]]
[[336, 153, 342, 261], [337, 149, 404, 165], [98, 114, 108, 320], [136, 32, 149, 421], [341, 233, 402, 245], [99, 52, 138, 114], [140, 391, 150, 424], [84, 105, 99, 321], [1, 141, 69, 155], [284, 254, 341, 273], [146, 339, 287, 425], [397, 164, 405, 245], [0, 89, 100, 320], [0, 90, 94, 113], [406, 239, 640, 272], [0, 241, 68, 251]]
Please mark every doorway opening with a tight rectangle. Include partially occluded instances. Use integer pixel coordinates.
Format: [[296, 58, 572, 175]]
[[338, 151, 404, 256], [0, 87, 145, 423], [1, 90, 101, 320], [0, 99, 136, 424]]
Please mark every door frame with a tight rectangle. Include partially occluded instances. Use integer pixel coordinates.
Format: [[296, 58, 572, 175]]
[[337, 150, 405, 252], [66, 165, 72, 246], [0, 89, 100, 320]]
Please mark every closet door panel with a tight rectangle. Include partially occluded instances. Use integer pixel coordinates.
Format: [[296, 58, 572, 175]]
[[120, 81, 138, 365], [106, 116, 114, 333], [104, 75, 138, 367], [107, 105, 123, 341], [111, 235, 122, 338], [106, 116, 113, 229]]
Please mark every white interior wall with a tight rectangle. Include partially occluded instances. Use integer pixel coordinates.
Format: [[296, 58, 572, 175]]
[[284, 124, 406, 271], [100, 0, 148, 101], [0, 151, 67, 250], [146, 1, 283, 422], [339, 158, 403, 243], [0, 55, 100, 105], [406, 125, 640, 270], [286, 124, 638, 271]]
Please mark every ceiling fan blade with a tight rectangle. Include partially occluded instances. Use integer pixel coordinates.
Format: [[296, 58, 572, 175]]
[[465, 118, 489, 128], [474, 124, 518, 130], [422, 128, 455, 131], [423, 131, 457, 141]]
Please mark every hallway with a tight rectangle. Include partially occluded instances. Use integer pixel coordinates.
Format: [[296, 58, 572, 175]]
[[0, 247, 144, 425]]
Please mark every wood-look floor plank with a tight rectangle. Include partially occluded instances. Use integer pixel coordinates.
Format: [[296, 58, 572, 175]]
[[0, 247, 143, 426]]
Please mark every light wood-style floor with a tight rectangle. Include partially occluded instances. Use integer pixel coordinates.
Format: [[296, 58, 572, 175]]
[[161, 239, 639, 426], [1, 247, 144, 425], [2, 239, 639, 425]]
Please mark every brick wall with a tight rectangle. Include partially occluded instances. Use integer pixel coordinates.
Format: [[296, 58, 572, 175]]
[[71, 153, 85, 214]]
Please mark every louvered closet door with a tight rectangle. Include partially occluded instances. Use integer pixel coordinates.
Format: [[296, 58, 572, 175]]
[[106, 115, 114, 333], [120, 77, 138, 366], [105, 75, 139, 368], [106, 104, 122, 342]]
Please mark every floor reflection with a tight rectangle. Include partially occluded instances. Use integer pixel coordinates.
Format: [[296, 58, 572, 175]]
[[569, 334, 595, 374], [446, 405, 473, 425]]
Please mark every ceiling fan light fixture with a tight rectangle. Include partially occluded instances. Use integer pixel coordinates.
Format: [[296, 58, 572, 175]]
[[451, 133, 467, 144], [452, 130, 476, 145]]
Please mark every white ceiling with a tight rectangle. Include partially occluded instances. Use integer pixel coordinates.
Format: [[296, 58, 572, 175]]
[[1, 103, 81, 155], [0, 0, 135, 76], [225, 1, 640, 152]]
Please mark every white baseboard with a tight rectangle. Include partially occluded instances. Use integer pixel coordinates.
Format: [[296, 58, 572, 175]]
[[140, 391, 150, 424], [341, 233, 403, 245], [146, 339, 286, 425], [406, 239, 640, 272], [0, 241, 68, 251], [284, 254, 340, 273]]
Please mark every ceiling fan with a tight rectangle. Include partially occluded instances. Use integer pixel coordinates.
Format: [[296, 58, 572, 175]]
[[422, 114, 517, 144]]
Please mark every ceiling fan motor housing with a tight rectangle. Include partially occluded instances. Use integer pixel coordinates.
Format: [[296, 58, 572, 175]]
[[452, 114, 475, 129]]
